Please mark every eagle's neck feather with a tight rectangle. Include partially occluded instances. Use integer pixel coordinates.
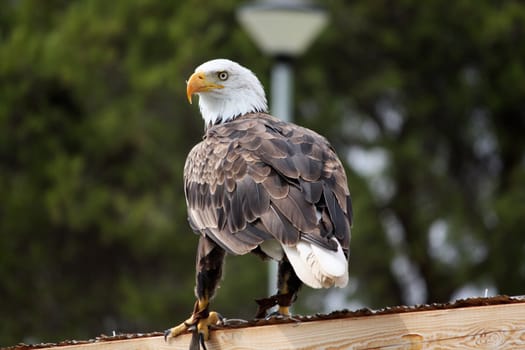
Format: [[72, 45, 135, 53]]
[[198, 87, 267, 128]]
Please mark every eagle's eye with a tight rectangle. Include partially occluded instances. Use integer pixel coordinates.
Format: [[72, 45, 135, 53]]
[[218, 71, 229, 81]]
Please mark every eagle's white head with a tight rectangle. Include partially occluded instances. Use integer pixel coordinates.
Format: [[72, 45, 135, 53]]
[[186, 59, 268, 127]]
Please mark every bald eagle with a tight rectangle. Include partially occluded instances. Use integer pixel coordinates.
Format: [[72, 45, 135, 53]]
[[165, 59, 352, 349]]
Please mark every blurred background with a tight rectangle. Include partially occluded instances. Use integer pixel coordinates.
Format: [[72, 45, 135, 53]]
[[1, 0, 525, 346]]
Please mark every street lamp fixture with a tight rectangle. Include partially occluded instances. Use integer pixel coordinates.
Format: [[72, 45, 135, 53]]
[[237, 0, 328, 58]]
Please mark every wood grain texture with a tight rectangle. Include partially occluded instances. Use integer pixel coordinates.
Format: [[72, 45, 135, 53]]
[[33, 303, 525, 350]]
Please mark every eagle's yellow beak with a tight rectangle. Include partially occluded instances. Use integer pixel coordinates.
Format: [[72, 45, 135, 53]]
[[186, 71, 224, 104]]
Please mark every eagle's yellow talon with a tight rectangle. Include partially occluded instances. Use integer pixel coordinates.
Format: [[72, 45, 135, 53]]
[[278, 305, 290, 316], [197, 311, 223, 339], [164, 311, 223, 344], [164, 318, 193, 341]]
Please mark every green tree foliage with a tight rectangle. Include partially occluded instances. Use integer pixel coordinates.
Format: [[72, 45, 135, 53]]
[[0, 0, 266, 344], [1, 0, 524, 346], [300, 0, 525, 306]]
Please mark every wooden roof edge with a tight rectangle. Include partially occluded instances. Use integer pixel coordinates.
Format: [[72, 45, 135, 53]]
[[5, 294, 525, 350]]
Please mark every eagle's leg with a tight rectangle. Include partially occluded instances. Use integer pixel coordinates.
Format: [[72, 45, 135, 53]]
[[255, 257, 302, 318], [165, 236, 225, 346], [275, 258, 302, 315]]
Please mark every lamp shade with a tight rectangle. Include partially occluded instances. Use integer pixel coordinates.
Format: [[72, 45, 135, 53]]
[[237, 0, 328, 57]]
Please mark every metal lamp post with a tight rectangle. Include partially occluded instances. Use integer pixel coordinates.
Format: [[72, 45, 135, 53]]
[[237, 0, 328, 296]]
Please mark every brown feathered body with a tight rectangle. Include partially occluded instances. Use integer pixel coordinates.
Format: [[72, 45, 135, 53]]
[[184, 112, 352, 268]]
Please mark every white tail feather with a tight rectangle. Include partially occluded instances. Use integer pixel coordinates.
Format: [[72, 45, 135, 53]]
[[282, 239, 349, 289], [311, 243, 347, 278]]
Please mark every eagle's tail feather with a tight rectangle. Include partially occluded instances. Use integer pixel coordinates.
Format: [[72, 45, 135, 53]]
[[282, 239, 348, 289]]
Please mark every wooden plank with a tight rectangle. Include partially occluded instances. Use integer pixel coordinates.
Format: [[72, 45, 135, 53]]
[[28, 302, 525, 350]]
